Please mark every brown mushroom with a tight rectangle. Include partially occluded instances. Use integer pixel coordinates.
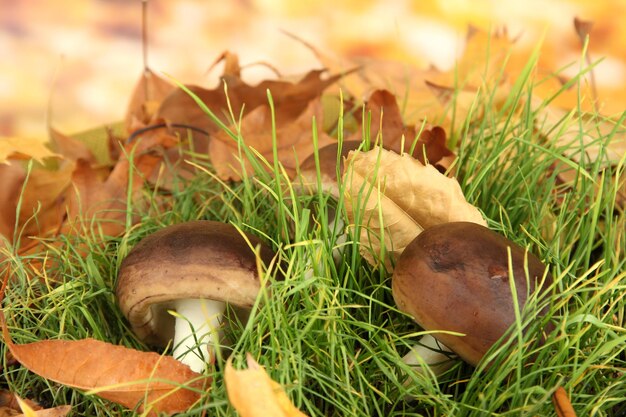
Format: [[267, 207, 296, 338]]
[[392, 221, 551, 367], [116, 220, 276, 372]]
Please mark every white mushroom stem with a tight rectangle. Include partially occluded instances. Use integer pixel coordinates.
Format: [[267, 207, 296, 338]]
[[172, 298, 226, 373], [402, 334, 456, 377]]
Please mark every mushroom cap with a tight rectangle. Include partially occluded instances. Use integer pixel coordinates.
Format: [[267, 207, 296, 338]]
[[392, 222, 551, 366], [116, 220, 276, 346]]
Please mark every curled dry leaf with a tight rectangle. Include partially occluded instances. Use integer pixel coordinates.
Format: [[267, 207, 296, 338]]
[[2, 323, 205, 416], [225, 354, 308, 417], [343, 147, 486, 269]]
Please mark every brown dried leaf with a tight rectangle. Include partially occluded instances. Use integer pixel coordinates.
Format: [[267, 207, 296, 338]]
[[0, 162, 26, 241], [552, 387, 577, 417], [18, 162, 75, 240], [0, 137, 58, 165], [363, 89, 408, 148], [48, 128, 95, 164], [356, 89, 455, 170], [0, 391, 41, 414], [62, 129, 175, 238], [17, 406, 71, 417], [157, 54, 349, 139], [210, 98, 335, 181], [15, 396, 70, 417], [343, 147, 486, 269], [3, 326, 204, 416], [225, 354, 308, 417], [125, 70, 175, 131]]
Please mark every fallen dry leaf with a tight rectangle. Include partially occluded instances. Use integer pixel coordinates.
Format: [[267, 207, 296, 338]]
[[343, 147, 486, 269], [225, 354, 308, 417], [0, 391, 41, 416], [157, 59, 348, 137], [210, 97, 336, 180], [48, 128, 96, 164], [2, 323, 205, 416], [15, 406, 71, 417], [354, 89, 455, 170], [552, 386, 577, 417], [15, 397, 70, 417], [0, 162, 26, 242], [18, 162, 75, 240], [125, 70, 175, 131], [62, 128, 176, 238], [0, 137, 58, 165], [148, 53, 353, 182]]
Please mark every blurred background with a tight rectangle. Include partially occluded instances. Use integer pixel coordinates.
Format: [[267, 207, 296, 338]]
[[1, 0, 624, 139]]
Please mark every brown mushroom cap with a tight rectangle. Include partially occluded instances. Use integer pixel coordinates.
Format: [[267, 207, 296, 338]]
[[392, 222, 551, 366], [116, 220, 276, 346]]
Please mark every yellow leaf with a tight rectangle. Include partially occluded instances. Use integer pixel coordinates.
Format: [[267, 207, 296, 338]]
[[0, 137, 59, 164], [343, 147, 486, 270], [225, 354, 308, 417], [15, 397, 37, 417]]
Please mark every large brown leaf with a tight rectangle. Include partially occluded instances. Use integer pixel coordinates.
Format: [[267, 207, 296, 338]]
[[343, 147, 486, 270], [3, 326, 205, 416]]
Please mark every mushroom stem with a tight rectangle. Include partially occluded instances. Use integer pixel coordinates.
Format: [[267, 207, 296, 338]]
[[402, 334, 456, 377], [173, 298, 226, 373]]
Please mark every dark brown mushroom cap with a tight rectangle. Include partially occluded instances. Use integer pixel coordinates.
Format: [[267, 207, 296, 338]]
[[392, 222, 551, 366], [116, 220, 276, 346]]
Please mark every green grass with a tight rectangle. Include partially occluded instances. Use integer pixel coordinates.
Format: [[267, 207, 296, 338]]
[[1, 49, 625, 417]]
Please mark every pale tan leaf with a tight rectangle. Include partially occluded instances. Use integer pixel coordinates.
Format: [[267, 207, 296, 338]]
[[538, 107, 626, 166], [225, 354, 308, 417], [0, 138, 58, 165], [15, 397, 70, 417], [16, 406, 71, 417], [343, 147, 486, 269]]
